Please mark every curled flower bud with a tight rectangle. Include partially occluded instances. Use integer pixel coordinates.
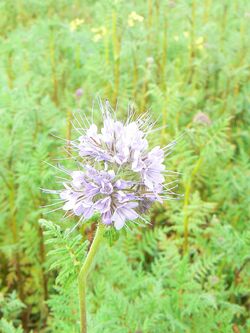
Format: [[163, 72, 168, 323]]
[[193, 112, 212, 126]]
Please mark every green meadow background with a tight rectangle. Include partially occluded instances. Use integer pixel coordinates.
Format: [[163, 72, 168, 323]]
[[0, 1, 249, 332]]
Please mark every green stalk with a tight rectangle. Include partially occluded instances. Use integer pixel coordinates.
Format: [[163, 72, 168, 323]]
[[112, 10, 121, 105], [49, 31, 59, 106], [183, 157, 203, 253], [66, 109, 73, 156], [160, 15, 168, 144], [188, 0, 196, 84], [6, 52, 14, 89], [78, 223, 105, 333], [203, 0, 211, 24]]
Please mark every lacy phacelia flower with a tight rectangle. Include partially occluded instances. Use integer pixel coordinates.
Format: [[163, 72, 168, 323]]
[[47, 102, 176, 230]]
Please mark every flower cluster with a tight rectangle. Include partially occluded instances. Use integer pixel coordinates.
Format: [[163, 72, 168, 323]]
[[49, 103, 175, 230], [127, 11, 144, 27], [69, 18, 84, 32], [91, 26, 107, 42]]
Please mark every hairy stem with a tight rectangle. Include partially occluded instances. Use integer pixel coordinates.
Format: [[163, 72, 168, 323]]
[[78, 223, 105, 333]]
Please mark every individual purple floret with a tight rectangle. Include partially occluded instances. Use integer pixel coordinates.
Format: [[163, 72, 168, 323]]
[[46, 101, 177, 230], [59, 167, 140, 230]]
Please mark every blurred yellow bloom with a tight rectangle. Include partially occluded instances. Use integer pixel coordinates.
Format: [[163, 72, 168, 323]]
[[183, 31, 189, 38], [196, 36, 204, 44], [70, 18, 84, 32], [128, 11, 144, 27], [174, 35, 179, 41], [196, 36, 205, 50], [91, 26, 107, 42]]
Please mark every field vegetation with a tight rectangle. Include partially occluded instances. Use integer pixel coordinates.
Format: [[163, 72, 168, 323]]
[[0, 1, 249, 332]]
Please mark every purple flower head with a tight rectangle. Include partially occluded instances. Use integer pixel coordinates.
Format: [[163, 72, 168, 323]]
[[46, 101, 177, 230], [75, 88, 84, 98]]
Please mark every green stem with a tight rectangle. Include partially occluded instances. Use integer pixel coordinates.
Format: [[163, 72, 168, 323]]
[[78, 223, 105, 333], [183, 157, 203, 253]]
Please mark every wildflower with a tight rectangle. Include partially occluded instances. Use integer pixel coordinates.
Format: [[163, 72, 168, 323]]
[[75, 88, 84, 98], [91, 26, 107, 42], [128, 11, 144, 27], [196, 36, 205, 50], [70, 18, 84, 32], [45, 102, 177, 230], [146, 57, 154, 67], [193, 112, 211, 126], [209, 275, 220, 286], [168, 1, 176, 8]]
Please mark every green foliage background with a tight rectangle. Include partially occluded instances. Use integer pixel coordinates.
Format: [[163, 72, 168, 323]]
[[0, 0, 249, 332]]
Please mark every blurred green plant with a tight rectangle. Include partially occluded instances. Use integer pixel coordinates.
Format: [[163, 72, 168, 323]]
[[0, 0, 249, 332]]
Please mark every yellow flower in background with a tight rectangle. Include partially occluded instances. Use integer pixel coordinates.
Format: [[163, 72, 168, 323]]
[[128, 11, 144, 27], [183, 31, 190, 38], [70, 18, 84, 32], [91, 26, 107, 42], [196, 36, 205, 50]]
